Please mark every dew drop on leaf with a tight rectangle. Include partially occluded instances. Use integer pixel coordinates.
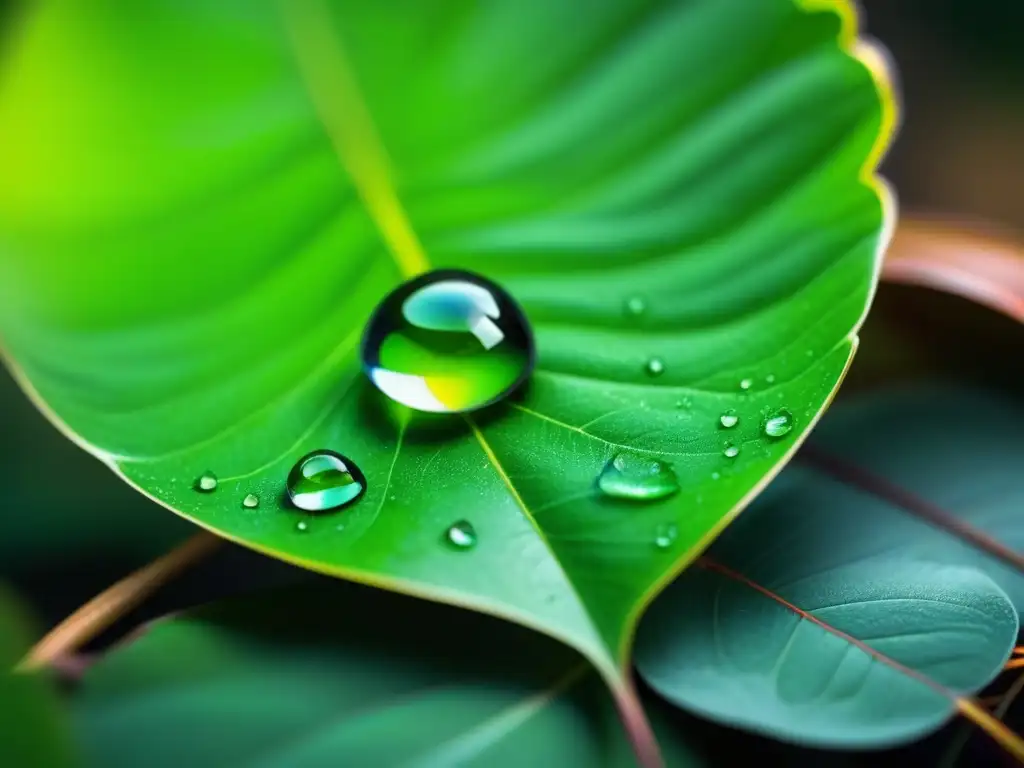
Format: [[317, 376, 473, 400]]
[[195, 472, 217, 493], [723, 443, 740, 459], [361, 269, 535, 413], [719, 410, 739, 429], [295, 521, 309, 533], [242, 493, 259, 509], [654, 523, 678, 550], [645, 357, 665, 377], [739, 378, 753, 391], [763, 408, 795, 439], [598, 453, 680, 501], [624, 296, 646, 317], [287, 450, 366, 513], [765, 374, 776, 385], [446, 520, 477, 550]]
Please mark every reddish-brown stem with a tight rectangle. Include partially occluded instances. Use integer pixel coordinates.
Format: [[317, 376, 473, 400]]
[[800, 447, 1024, 575], [17, 532, 220, 672], [611, 676, 665, 768], [698, 556, 1024, 764]]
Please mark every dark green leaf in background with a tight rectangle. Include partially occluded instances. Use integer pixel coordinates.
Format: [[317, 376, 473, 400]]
[[0, 0, 895, 692], [635, 386, 1024, 747], [72, 583, 703, 768], [0, 586, 75, 768]]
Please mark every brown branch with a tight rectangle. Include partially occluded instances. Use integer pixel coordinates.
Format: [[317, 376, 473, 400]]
[[17, 532, 220, 672]]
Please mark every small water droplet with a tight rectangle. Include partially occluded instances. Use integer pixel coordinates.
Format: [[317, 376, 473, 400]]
[[598, 453, 680, 501], [195, 472, 217, 493], [739, 378, 753, 392], [765, 374, 776, 385], [296, 520, 309, 533], [711, 471, 721, 480], [719, 410, 739, 429], [361, 270, 535, 413], [446, 520, 477, 550], [805, 349, 814, 358], [676, 396, 693, 410], [645, 358, 665, 377], [723, 443, 740, 459], [763, 408, 795, 439], [625, 296, 647, 317], [287, 450, 366, 512], [654, 523, 678, 549], [242, 493, 259, 509]]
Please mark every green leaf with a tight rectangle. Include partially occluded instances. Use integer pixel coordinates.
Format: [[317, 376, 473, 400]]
[[634, 385, 1024, 748], [0, 0, 894, 687], [0, 586, 76, 768], [72, 582, 703, 768]]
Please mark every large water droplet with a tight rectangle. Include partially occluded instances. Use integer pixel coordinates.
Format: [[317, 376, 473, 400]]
[[719, 410, 739, 429], [242, 493, 259, 509], [598, 453, 680, 501], [723, 443, 740, 459], [645, 358, 665, 377], [624, 296, 646, 317], [654, 522, 678, 549], [446, 520, 477, 550], [287, 450, 366, 512], [763, 408, 795, 439], [361, 270, 535, 413], [195, 472, 217, 493]]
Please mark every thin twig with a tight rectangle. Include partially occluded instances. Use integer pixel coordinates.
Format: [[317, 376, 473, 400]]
[[17, 532, 220, 672]]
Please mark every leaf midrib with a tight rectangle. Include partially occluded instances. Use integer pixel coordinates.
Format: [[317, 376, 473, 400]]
[[280, 0, 616, 672]]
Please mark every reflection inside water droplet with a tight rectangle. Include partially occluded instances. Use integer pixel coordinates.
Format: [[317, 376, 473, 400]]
[[645, 358, 665, 377], [654, 523, 678, 549], [763, 408, 795, 439], [287, 450, 366, 513], [195, 472, 217, 492], [446, 520, 477, 550], [361, 270, 535, 414], [598, 453, 679, 501]]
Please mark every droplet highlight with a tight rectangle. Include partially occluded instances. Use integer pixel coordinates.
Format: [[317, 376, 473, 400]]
[[361, 269, 535, 414], [719, 410, 739, 429], [654, 523, 678, 550], [723, 443, 740, 459], [763, 408, 795, 439], [242, 493, 259, 509], [645, 358, 665, 377], [624, 296, 646, 317], [287, 450, 366, 513], [195, 472, 217, 493], [446, 520, 477, 550], [598, 453, 680, 501]]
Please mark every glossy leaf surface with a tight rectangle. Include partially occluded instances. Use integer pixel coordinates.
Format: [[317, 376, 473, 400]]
[[0, 0, 893, 677]]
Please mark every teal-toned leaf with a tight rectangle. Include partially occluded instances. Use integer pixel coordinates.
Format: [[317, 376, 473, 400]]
[[801, 385, 1024, 610], [73, 582, 702, 768], [0, 0, 894, 685], [0, 586, 75, 768], [635, 385, 1024, 747]]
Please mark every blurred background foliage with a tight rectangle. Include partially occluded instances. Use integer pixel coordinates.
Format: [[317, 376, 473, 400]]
[[2, 1, 1024, 765]]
